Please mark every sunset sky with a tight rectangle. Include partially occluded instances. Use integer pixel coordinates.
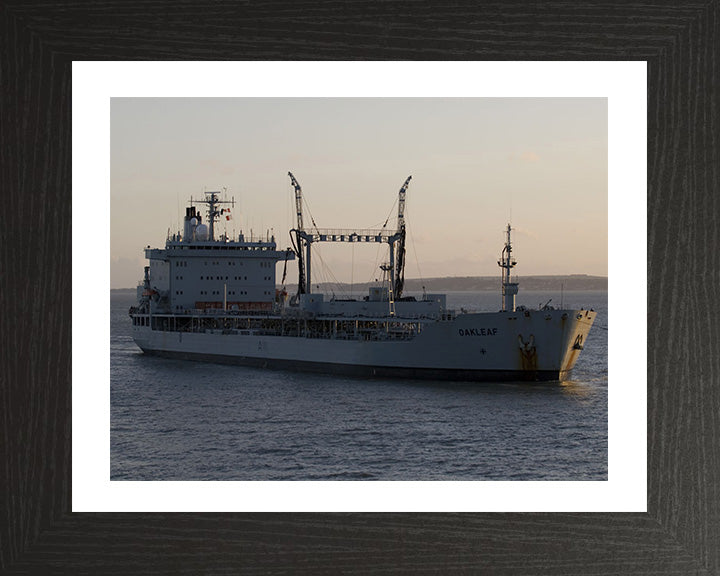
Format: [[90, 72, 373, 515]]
[[111, 97, 607, 289]]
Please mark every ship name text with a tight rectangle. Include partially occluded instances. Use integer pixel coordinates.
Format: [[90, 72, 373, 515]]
[[458, 328, 498, 337]]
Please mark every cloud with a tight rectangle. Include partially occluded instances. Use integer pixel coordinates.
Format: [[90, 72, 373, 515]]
[[519, 151, 540, 163], [512, 226, 538, 240], [507, 151, 540, 163]]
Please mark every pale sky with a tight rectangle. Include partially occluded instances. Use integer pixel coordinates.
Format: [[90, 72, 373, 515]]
[[111, 98, 607, 289]]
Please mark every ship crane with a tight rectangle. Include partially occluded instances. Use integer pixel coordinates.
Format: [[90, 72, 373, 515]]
[[287, 172, 412, 300], [288, 171, 308, 295], [392, 175, 411, 300]]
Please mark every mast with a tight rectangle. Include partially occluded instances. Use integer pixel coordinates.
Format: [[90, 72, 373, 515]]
[[198, 190, 234, 242], [497, 223, 519, 312]]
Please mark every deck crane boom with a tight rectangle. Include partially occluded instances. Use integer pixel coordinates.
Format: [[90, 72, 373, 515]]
[[289, 171, 304, 232], [288, 171, 307, 295], [393, 175, 412, 299]]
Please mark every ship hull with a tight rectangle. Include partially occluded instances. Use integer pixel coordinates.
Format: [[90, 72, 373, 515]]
[[140, 347, 569, 382], [131, 309, 595, 383]]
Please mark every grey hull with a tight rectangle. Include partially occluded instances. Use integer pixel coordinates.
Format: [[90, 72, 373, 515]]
[[141, 347, 570, 382], [133, 308, 595, 382]]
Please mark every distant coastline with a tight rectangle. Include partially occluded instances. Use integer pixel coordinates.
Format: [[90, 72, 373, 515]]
[[112, 274, 607, 293]]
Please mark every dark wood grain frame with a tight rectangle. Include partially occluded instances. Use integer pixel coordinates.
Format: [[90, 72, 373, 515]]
[[2, 2, 718, 574]]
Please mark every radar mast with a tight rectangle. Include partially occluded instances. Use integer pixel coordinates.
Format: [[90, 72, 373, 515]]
[[198, 189, 234, 241], [498, 224, 519, 312]]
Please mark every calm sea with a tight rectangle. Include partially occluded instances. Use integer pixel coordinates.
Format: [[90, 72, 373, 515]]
[[111, 290, 607, 481]]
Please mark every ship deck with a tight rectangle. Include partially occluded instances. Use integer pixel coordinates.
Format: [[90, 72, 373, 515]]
[[129, 308, 454, 342]]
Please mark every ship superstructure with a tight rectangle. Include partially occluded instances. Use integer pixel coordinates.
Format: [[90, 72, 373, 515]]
[[133, 190, 292, 317], [130, 176, 595, 382]]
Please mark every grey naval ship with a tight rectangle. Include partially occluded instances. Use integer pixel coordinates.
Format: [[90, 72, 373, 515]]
[[129, 173, 596, 382]]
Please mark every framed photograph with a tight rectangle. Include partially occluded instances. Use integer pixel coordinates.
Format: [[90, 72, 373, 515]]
[[105, 94, 611, 492], [83, 64, 626, 514], [2, 2, 717, 574]]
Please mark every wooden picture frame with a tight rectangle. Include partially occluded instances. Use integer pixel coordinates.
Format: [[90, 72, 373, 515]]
[[2, 2, 718, 573]]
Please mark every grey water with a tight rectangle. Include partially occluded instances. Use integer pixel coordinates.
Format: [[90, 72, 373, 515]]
[[111, 290, 607, 481]]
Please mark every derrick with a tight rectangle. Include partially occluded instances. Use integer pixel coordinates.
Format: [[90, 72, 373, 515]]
[[393, 175, 411, 299], [288, 171, 307, 295]]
